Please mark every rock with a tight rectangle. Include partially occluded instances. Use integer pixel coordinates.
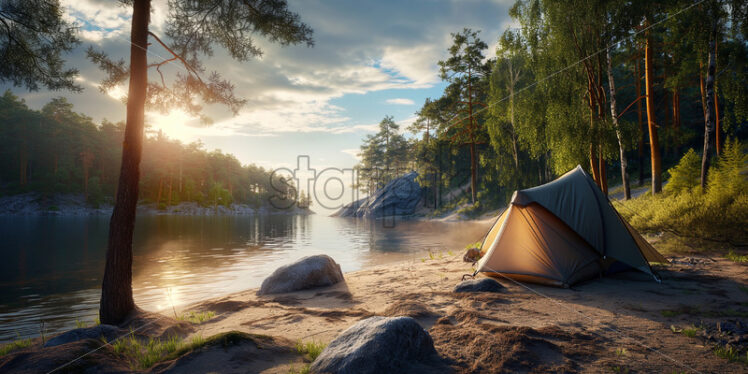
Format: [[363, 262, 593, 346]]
[[382, 301, 438, 319], [310, 316, 440, 374], [43, 325, 125, 347], [463, 248, 482, 262], [331, 172, 423, 218], [453, 278, 504, 293], [257, 255, 344, 295]]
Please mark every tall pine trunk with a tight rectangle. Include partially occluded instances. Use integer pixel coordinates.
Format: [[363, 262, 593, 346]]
[[644, 28, 662, 194], [701, 20, 717, 189], [469, 141, 477, 204], [606, 49, 630, 200], [634, 60, 645, 186], [714, 39, 720, 156], [100, 0, 150, 325]]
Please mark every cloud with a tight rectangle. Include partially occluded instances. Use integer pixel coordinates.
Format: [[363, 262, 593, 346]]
[[4, 0, 515, 167], [341, 148, 361, 160], [385, 98, 415, 105]]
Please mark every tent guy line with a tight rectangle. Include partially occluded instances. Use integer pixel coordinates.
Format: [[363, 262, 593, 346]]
[[478, 262, 704, 374]]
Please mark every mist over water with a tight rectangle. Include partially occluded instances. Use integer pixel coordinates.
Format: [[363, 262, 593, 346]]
[[0, 214, 489, 343]]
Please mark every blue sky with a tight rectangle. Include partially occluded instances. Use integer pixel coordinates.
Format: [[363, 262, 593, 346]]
[[5, 0, 515, 174]]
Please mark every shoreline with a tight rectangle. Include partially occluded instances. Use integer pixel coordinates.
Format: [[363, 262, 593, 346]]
[[1, 252, 746, 372], [156, 253, 748, 372], [0, 192, 314, 217]]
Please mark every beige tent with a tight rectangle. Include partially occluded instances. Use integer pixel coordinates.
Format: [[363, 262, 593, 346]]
[[476, 165, 667, 287]]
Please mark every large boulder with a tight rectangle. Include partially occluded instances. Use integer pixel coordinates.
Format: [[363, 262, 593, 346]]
[[453, 278, 504, 293], [310, 316, 440, 374], [331, 172, 423, 218], [257, 255, 344, 295], [43, 324, 125, 347]]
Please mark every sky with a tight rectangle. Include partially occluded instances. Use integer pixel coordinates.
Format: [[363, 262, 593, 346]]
[[4, 0, 516, 210]]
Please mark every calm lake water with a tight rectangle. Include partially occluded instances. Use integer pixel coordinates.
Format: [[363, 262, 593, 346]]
[[0, 214, 489, 343]]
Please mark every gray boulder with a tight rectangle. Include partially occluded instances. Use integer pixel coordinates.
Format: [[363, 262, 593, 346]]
[[310, 316, 440, 374], [257, 255, 344, 295], [332, 172, 423, 218], [453, 278, 504, 293], [44, 324, 124, 347]]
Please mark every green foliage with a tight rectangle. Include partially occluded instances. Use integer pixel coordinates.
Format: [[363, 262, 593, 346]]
[[355, 116, 409, 193], [0, 93, 303, 209], [0, 0, 80, 91], [112, 332, 216, 370], [726, 250, 748, 263], [663, 149, 701, 194], [288, 364, 311, 374], [0, 337, 32, 357], [713, 345, 748, 365], [178, 311, 216, 324], [615, 140, 748, 248], [295, 340, 327, 361], [681, 326, 701, 338], [465, 241, 481, 250]]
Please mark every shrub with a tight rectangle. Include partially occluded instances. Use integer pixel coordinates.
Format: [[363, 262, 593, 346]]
[[615, 139, 748, 249], [663, 149, 700, 194]]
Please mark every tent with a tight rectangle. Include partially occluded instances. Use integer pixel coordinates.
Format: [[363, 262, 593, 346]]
[[476, 165, 667, 287]]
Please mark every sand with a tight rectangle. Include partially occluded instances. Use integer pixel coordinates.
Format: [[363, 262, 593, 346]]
[[160, 252, 747, 373], [2, 252, 746, 373]]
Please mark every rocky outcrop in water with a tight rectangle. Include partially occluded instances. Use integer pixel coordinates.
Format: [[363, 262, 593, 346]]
[[331, 172, 423, 218], [257, 255, 345, 295]]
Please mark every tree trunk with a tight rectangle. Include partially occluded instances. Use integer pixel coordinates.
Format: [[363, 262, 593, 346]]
[[714, 39, 720, 156], [100, 0, 150, 325], [644, 29, 662, 194], [469, 142, 477, 204], [701, 20, 717, 189], [634, 59, 645, 186], [606, 49, 630, 199]]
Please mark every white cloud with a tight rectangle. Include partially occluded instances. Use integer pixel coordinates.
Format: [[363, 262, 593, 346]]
[[341, 148, 361, 160], [5, 0, 515, 169], [385, 98, 415, 105]]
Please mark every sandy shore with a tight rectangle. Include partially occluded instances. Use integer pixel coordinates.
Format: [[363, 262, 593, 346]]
[[2, 252, 746, 373], [159, 252, 747, 373]]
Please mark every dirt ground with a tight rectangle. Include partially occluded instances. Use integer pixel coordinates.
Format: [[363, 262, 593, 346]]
[[2, 253, 746, 373]]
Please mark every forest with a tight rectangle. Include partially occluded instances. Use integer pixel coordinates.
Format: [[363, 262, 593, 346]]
[[0, 91, 300, 209], [356, 0, 747, 222]]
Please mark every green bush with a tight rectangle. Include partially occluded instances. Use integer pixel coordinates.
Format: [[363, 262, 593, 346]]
[[615, 139, 748, 249], [663, 148, 701, 194]]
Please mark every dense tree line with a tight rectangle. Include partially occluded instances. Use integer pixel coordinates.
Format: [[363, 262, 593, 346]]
[[0, 92, 297, 208], [356, 0, 747, 211]]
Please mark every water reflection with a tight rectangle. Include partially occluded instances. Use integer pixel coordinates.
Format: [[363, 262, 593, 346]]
[[0, 215, 489, 342]]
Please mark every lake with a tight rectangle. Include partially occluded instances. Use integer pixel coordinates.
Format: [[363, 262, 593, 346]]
[[0, 214, 489, 343]]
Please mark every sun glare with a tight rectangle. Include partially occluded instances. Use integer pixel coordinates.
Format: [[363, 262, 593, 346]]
[[147, 109, 203, 143]]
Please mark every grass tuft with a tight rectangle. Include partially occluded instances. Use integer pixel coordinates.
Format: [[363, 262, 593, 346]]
[[295, 340, 327, 361], [288, 364, 311, 374], [713, 345, 748, 365], [0, 338, 32, 357], [111, 332, 214, 370], [726, 250, 748, 263], [178, 311, 216, 324]]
